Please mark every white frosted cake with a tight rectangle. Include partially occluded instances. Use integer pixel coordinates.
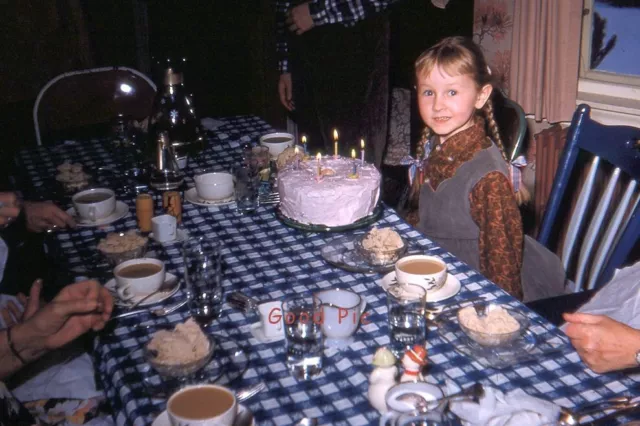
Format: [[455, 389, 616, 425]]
[[277, 156, 381, 227]]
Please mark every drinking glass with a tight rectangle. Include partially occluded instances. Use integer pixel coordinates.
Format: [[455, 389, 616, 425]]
[[283, 294, 324, 380], [182, 236, 223, 326], [234, 166, 260, 214], [387, 283, 427, 357]]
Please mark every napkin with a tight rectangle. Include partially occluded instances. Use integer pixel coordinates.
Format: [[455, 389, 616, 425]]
[[201, 117, 224, 131], [449, 386, 560, 426]]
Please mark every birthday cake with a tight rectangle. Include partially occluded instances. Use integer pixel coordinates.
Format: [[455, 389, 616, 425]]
[[277, 156, 381, 227]]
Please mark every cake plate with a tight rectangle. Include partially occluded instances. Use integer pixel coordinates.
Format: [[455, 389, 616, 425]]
[[275, 203, 383, 233]]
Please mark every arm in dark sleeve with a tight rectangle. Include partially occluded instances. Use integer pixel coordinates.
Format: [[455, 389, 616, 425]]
[[470, 172, 524, 300], [308, 0, 397, 27]]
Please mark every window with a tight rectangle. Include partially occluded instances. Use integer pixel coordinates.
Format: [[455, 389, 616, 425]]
[[578, 0, 640, 126]]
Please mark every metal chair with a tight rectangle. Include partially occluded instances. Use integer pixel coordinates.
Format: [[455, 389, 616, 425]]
[[538, 104, 640, 292], [33, 66, 156, 146]]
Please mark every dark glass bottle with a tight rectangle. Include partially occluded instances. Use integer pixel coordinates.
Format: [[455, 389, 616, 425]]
[[147, 58, 204, 168]]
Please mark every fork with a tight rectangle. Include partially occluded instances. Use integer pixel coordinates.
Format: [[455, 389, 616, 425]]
[[110, 299, 188, 320], [236, 382, 266, 402]]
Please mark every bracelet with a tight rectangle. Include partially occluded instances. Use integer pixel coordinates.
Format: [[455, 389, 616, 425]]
[[7, 326, 27, 365]]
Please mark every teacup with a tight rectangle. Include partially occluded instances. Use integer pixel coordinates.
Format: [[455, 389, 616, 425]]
[[194, 172, 234, 201], [314, 288, 367, 341], [257, 300, 283, 339], [395, 255, 447, 293], [167, 384, 237, 426], [72, 188, 116, 222], [151, 214, 177, 243], [113, 258, 165, 300], [379, 382, 445, 426], [259, 132, 294, 158]]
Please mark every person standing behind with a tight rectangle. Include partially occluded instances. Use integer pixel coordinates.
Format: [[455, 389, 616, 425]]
[[276, 0, 393, 166], [408, 37, 565, 301]]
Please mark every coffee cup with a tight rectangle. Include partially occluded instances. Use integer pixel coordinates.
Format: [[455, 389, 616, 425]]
[[113, 258, 165, 300], [258, 300, 283, 339], [395, 255, 447, 293], [259, 132, 294, 158], [72, 188, 116, 222], [151, 214, 177, 243], [167, 384, 237, 426], [194, 172, 234, 200], [314, 288, 367, 341]]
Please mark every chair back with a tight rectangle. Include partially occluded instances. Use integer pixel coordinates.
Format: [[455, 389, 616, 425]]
[[490, 89, 527, 162], [34, 67, 156, 146], [538, 104, 640, 292]]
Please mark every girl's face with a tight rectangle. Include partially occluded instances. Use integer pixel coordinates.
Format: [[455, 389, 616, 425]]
[[416, 65, 492, 143]]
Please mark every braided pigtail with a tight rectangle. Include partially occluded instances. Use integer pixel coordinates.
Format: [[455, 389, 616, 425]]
[[408, 127, 432, 207], [483, 100, 531, 205]]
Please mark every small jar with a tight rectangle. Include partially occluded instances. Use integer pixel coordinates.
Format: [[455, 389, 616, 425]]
[[163, 191, 182, 224], [136, 193, 154, 232]]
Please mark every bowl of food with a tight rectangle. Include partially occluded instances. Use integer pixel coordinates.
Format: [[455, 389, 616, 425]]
[[144, 319, 215, 378], [97, 231, 148, 267], [354, 227, 407, 266], [457, 303, 529, 347]]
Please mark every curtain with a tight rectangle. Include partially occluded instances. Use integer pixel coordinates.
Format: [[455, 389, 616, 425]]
[[509, 0, 583, 123]]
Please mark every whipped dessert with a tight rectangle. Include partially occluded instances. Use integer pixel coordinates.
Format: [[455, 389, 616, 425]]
[[147, 318, 211, 365], [362, 227, 403, 252], [458, 306, 520, 335], [97, 230, 147, 254]]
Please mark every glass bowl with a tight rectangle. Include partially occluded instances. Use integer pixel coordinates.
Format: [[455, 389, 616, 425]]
[[457, 303, 529, 347], [354, 233, 407, 266], [144, 334, 215, 379], [97, 232, 148, 267]]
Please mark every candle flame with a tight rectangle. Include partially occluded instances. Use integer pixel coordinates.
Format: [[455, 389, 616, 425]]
[[301, 135, 307, 144], [295, 146, 299, 154], [333, 129, 339, 141], [316, 152, 321, 161], [361, 139, 365, 149], [351, 148, 356, 159]]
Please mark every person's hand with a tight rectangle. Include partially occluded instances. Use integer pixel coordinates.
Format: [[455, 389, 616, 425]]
[[0, 280, 41, 327], [22, 280, 113, 351], [0, 192, 21, 227], [23, 200, 76, 233], [278, 73, 295, 111], [287, 2, 314, 35], [563, 312, 640, 373]]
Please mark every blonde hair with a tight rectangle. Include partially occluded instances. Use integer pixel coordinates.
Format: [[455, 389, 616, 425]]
[[411, 36, 529, 205]]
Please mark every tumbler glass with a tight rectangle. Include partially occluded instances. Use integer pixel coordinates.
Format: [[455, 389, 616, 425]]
[[283, 294, 324, 380], [234, 166, 260, 214], [182, 236, 223, 326], [387, 283, 427, 357]]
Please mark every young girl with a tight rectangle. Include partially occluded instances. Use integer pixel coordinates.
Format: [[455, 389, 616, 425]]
[[409, 36, 564, 301]]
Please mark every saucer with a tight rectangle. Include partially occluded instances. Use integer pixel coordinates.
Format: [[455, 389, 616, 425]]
[[249, 322, 284, 343], [379, 272, 461, 303], [152, 404, 255, 426], [150, 228, 189, 244], [185, 187, 235, 207], [67, 201, 129, 227], [105, 273, 180, 307]]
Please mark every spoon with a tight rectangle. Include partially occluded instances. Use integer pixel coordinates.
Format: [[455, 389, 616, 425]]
[[295, 418, 318, 426], [556, 396, 634, 425], [398, 382, 485, 412], [110, 299, 188, 320], [227, 291, 259, 313]]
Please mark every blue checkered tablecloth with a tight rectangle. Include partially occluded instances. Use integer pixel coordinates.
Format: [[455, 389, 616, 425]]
[[16, 116, 640, 426]]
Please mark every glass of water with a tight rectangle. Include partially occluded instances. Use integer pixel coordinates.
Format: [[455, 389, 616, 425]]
[[234, 165, 260, 214], [283, 294, 324, 380], [182, 236, 223, 326], [387, 283, 427, 357]]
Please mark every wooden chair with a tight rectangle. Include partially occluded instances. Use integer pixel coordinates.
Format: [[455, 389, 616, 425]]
[[491, 89, 527, 162], [538, 104, 640, 292], [33, 66, 156, 146]]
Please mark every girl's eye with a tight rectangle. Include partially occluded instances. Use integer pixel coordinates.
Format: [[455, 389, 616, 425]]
[[448, 90, 457, 96], [422, 90, 433, 96]]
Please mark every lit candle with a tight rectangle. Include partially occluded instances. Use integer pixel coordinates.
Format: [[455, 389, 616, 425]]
[[301, 135, 307, 155], [294, 146, 300, 169], [316, 152, 322, 177], [333, 129, 339, 158], [360, 139, 365, 166], [351, 148, 357, 176]]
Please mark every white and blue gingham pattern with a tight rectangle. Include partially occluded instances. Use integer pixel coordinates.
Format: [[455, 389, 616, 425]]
[[16, 116, 640, 426]]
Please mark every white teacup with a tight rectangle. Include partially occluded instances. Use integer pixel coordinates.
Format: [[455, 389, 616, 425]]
[[194, 172, 234, 200], [314, 288, 367, 340], [151, 214, 177, 243], [72, 188, 116, 222], [259, 132, 294, 158], [113, 258, 165, 300], [395, 255, 447, 293], [167, 384, 237, 426], [258, 300, 283, 339]]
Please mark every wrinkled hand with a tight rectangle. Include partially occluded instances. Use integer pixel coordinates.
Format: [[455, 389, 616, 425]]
[[0, 280, 42, 327], [287, 2, 314, 35], [278, 73, 295, 111], [25, 280, 113, 350], [0, 192, 21, 227], [563, 312, 640, 373], [24, 200, 76, 233]]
